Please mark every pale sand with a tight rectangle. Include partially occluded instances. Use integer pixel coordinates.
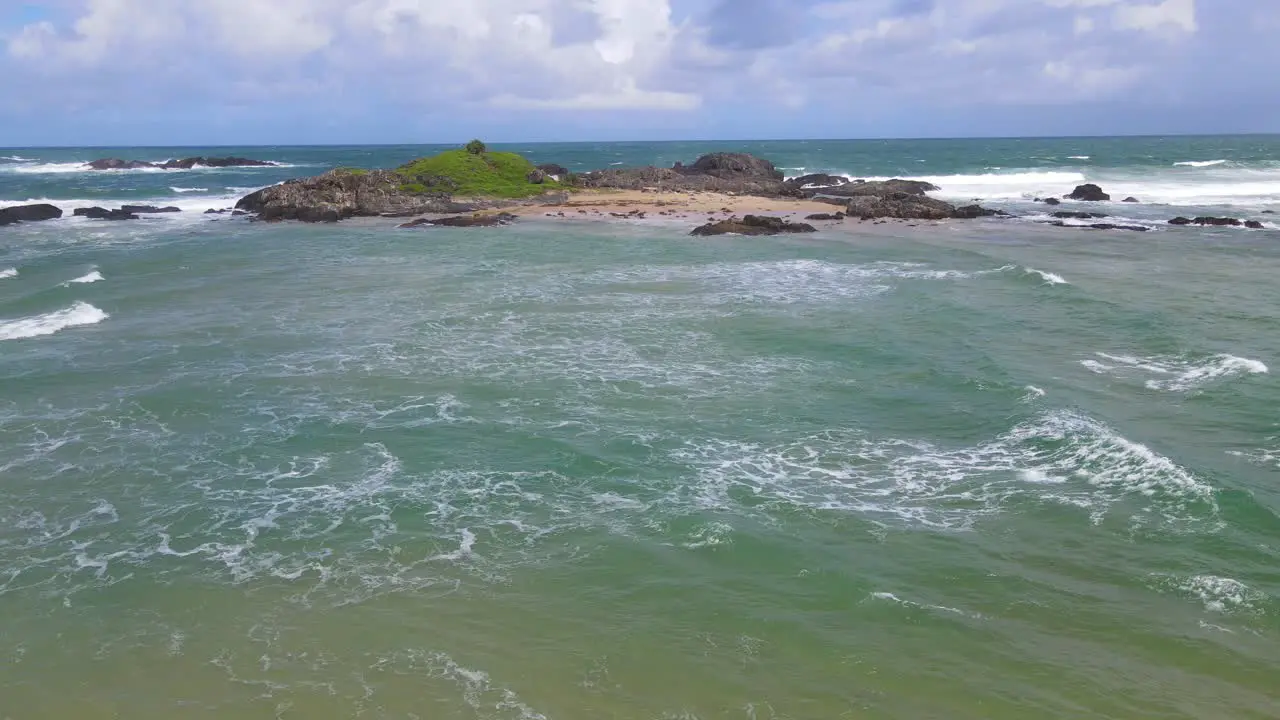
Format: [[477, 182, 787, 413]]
[[506, 189, 841, 222]]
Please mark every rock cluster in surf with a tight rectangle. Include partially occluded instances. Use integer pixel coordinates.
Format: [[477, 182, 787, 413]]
[[87, 157, 277, 170]]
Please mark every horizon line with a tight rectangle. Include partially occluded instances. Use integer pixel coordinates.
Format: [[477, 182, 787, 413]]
[[4, 131, 1278, 150]]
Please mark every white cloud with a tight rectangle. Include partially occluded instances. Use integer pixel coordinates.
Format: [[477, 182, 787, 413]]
[[1114, 0, 1197, 33]]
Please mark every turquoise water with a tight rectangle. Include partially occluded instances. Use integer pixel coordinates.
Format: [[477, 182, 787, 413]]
[[2, 139, 1279, 718]]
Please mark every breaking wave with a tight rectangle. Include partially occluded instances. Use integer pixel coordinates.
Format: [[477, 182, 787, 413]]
[[66, 270, 104, 285], [1174, 160, 1229, 168], [0, 268, 16, 280], [1082, 352, 1268, 392], [0, 302, 108, 341]]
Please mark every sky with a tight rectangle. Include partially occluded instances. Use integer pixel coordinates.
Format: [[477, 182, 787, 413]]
[[0, 0, 1275, 146]]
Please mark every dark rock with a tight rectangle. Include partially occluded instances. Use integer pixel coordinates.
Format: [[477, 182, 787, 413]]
[[399, 213, 518, 228], [121, 205, 181, 214], [690, 215, 816, 236], [205, 208, 227, 215], [1262, 210, 1275, 215], [73, 207, 138, 220], [679, 153, 784, 181], [1191, 216, 1242, 226], [231, 210, 248, 216], [526, 169, 547, 184], [0, 203, 63, 225], [238, 169, 461, 221], [1122, 197, 1139, 203], [537, 163, 569, 177], [1049, 221, 1148, 232], [1043, 198, 1062, 206], [1066, 184, 1111, 201], [805, 212, 845, 221], [1168, 217, 1192, 225], [846, 193, 956, 220], [1052, 211, 1109, 219], [952, 204, 1006, 219], [814, 179, 939, 198], [87, 158, 155, 170], [158, 156, 276, 170], [1245, 220, 1265, 229]]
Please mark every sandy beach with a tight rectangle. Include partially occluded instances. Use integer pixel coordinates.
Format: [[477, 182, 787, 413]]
[[508, 188, 842, 222]]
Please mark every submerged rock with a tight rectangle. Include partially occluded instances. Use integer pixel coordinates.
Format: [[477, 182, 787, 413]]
[[74, 207, 138, 220], [1049, 220, 1148, 232], [1191, 217, 1243, 226], [1168, 217, 1192, 226], [1245, 220, 1265, 229], [952, 205, 1007, 219], [0, 203, 63, 225], [1043, 198, 1062, 206], [1052, 211, 1109, 219], [86, 158, 154, 170], [88, 156, 275, 170], [121, 205, 181, 214], [690, 215, 816, 236], [399, 213, 518, 228], [1066, 184, 1111, 201]]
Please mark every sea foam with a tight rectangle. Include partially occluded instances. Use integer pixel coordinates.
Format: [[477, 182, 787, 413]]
[[1174, 160, 1229, 168], [66, 270, 104, 285], [0, 302, 108, 341], [0, 268, 16, 280], [1083, 352, 1268, 392]]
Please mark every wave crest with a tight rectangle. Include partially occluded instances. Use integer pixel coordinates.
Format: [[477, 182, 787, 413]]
[[0, 302, 108, 341]]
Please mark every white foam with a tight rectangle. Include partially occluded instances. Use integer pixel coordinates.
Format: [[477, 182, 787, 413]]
[[66, 271, 104, 285], [0, 302, 108, 341], [0, 268, 16, 280], [1083, 352, 1268, 392], [867, 591, 980, 618], [0, 161, 289, 175], [669, 410, 1216, 529], [1068, 156, 1091, 160], [170, 186, 208, 193], [1174, 160, 1228, 168], [1025, 267, 1069, 285], [0, 155, 35, 162], [1154, 574, 1267, 614]]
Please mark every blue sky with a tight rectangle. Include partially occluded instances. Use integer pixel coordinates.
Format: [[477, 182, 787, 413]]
[[1, 0, 1274, 146]]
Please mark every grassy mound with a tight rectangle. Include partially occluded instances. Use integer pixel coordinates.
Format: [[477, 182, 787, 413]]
[[396, 149, 560, 199]]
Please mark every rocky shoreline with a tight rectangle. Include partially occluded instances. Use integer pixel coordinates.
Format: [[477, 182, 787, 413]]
[[86, 156, 278, 171]]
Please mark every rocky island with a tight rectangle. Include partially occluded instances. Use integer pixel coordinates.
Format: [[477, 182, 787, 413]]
[[231, 140, 1016, 233]]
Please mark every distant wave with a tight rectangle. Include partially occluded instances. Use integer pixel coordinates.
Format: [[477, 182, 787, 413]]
[[66, 270, 104, 285], [170, 187, 209, 193], [0, 155, 35, 162], [1067, 155, 1090, 160], [0, 301, 108, 341], [0, 268, 16, 280], [1174, 160, 1228, 168]]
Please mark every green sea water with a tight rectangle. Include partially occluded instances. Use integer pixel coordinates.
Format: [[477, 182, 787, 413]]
[[2, 139, 1280, 718]]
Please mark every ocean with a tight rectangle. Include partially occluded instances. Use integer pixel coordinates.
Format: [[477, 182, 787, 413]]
[[1, 137, 1278, 719]]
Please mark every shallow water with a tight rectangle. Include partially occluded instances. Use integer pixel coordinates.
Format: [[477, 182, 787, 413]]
[[2, 140, 1280, 718]]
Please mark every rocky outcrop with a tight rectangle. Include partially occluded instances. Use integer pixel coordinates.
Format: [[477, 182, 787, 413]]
[[1052, 211, 1108, 219], [398, 213, 518, 228], [526, 169, 548, 184], [690, 215, 816, 236], [87, 159, 154, 170], [239, 169, 460, 222], [1043, 198, 1062, 206], [809, 179, 939, 199], [537, 163, 569, 177], [121, 205, 181, 214], [952, 205, 1007, 219], [1122, 197, 1139, 203], [0, 203, 63, 225], [846, 193, 955, 220], [1170, 216, 1266, 229], [1245, 220, 1265, 229], [677, 153, 784, 181], [1067, 184, 1110, 201], [805, 212, 845, 221], [87, 156, 276, 170], [74, 207, 138, 220]]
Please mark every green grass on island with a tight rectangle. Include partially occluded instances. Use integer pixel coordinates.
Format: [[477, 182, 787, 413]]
[[393, 142, 563, 199]]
